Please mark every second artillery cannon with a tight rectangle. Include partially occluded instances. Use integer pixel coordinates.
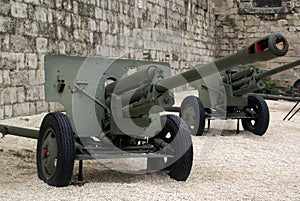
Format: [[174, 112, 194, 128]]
[[178, 42, 299, 136], [0, 33, 289, 186]]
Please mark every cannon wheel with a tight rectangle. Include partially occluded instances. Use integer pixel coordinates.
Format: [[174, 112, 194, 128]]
[[293, 79, 300, 90], [180, 96, 205, 136], [242, 95, 269, 136], [37, 112, 75, 187], [148, 115, 193, 181]]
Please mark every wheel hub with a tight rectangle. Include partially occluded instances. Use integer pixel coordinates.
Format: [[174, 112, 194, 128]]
[[182, 104, 196, 129], [43, 148, 48, 158], [41, 129, 58, 179]]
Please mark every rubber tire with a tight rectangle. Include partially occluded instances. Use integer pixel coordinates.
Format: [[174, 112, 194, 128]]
[[180, 96, 205, 136], [37, 112, 75, 187], [241, 95, 269, 136], [148, 115, 193, 181], [293, 79, 300, 90]]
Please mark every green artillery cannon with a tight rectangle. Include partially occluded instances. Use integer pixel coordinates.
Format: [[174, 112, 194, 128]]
[[0, 33, 288, 187], [179, 55, 300, 136]]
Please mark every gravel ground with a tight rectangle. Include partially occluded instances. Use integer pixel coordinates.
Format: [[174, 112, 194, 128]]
[[0, 91, 299, 200]]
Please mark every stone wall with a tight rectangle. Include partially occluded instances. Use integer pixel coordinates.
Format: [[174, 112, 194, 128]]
[[3, 0, 298, 120], [0, 0, 216, 119], [214, 0, 300, 87]]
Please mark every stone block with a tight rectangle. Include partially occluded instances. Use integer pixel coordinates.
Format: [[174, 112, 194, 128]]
[[10, 35, 34, 53], [78, 2, 95, 18], [58, 41, 66, 54], [143, 31, 152, 41], [25, 53, 38, 69], [57, 26, 64, 40], [100, 20, 108, 32], [36, 22, 55, 38], [244, 19, 256, 26], [24, 0, 40, 5], [1, 87, 17, 104], [247, 27, 257, 33], [0, 106, 4, 120], [2, 70, 10, 86], [1, 52, 25, 70], [278, 19, 288, 26], [73, 1, 78, 14], [0, 16, 13, 33], [4, 105, 12, 119], [158, 0, 166, 7], [235, 20, 244, 27], [48, 102, 64, 112], [11, 2, 28, 18], [28, 102, 37, 115], [47, 8, 53, 23], [25, 86, 39, 101], [0, 2, 10, 16], [16, 87, 26, 103], [24, 21, 39, 37], [0, 70, 2, 86], [36, 37, 48, 53], [89, 19, 97, 31], [0, 35, 9, 51], [65, 13, 72, 27], [102, 9, 107, 21], [95, 7, 102, 19], [28, 70, 36, 86], [37, 101, 49, 113], [36, 69, 45, 85], [62, 0, 72, 12], [69, 42, 87, 55], [89, 32, 94, 44], [38, 85, 45, 100], [10, 70, 29, 87], [55, 0, 63, 10], [73, 29, 79, 40], [13, 102, 30, 117], [35, 7, 47, 22]]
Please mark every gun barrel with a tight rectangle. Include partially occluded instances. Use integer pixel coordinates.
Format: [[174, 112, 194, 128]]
[[256, 59, 300, 80], [156, 33, 289, 92], [231, 67, 256, 81], [105, 66, 158, 95]]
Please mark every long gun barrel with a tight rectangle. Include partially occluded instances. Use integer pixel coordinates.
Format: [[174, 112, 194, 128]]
[[230, 59, 300, 96], [155, 33, 288, 93], [256, 59, 300, 80]]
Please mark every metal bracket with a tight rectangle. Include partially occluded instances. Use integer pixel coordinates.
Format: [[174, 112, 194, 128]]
[[56, 76, 66, 93]]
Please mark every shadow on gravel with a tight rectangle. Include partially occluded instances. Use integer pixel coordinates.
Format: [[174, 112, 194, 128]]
[[202, 128, 250, 137], [70, 161, 168, 186]]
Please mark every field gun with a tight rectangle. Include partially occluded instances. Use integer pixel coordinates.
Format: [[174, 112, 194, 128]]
[[0, 33, 288, 187], [180, 51, 300, 136]]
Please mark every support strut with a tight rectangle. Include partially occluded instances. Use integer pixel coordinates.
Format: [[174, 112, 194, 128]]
[[283, 101, 300, 121], [78, 160, 83, 182]]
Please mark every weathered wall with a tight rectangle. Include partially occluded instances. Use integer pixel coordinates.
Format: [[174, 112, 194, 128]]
[[3, 0, 298, 120], [214, 0, 300, 87], [0, 0, 216, 119]]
